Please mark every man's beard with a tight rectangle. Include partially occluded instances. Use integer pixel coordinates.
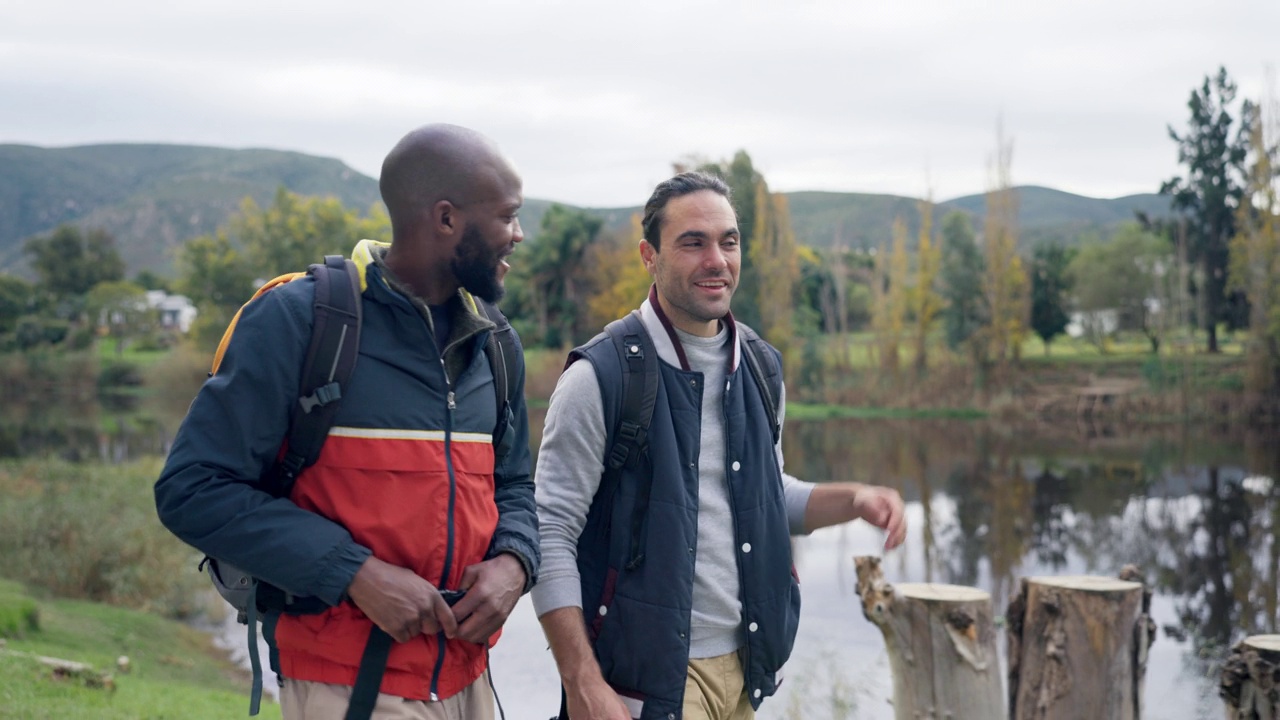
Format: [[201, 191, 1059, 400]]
[[452, 223, 506, 303]]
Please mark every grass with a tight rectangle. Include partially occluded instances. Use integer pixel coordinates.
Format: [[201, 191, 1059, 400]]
[[0, 578, 280, 719]]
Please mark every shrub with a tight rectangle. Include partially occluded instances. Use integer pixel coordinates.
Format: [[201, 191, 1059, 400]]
[[0, 583, 40, 638], [0, 459, 205, 619]]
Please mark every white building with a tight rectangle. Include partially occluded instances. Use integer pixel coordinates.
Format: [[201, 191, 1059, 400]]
[[145, 290, 198, 333]]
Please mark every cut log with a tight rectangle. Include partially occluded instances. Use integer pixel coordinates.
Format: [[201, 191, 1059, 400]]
[[1006, 575, 1147, 720], [1220, 635, 1280, 719], [855, 556, 1004, 720]]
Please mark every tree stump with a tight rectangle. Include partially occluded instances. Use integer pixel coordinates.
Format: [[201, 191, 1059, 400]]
[[1220, 635, 1280, 719], [1006, 575, 1149, 720], [854, 556, 1004, 720]]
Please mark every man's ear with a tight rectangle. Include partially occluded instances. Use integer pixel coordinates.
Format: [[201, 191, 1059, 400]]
[[433, 200, 460, 235], [639, 239, 658, 276]]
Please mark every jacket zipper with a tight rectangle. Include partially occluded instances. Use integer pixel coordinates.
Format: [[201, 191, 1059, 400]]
[[430, 359, 457, 701]]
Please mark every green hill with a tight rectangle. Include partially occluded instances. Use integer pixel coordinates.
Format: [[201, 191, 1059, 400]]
[[0, 144, 1174, 278], [0, 144, 382, 275]]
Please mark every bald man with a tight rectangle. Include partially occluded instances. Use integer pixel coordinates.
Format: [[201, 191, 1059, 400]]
[[157, 124, 539, 720]]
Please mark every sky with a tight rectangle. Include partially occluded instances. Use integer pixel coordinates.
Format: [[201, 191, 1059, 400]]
[[1, 0, 1276, 208]]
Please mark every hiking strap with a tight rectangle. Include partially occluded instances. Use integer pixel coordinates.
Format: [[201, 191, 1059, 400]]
[[265, 255, 363, 497], [602, 311, 659, 571], [345, 626, 394, 720], [475, 298, 517, 454], [246, 583, 264, 716], [737, 325, 782, 445]]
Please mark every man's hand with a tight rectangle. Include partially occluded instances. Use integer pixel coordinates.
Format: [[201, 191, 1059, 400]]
[[449, 553, 526, 644], [851, 485, 907, 550], [564, 674, 632, 720], [346, 556, 459, 643]]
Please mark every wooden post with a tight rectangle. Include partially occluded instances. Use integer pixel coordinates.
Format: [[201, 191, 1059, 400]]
[[1220, 635, 1280, 719], [854, 556, 1004, 719], [1006, 574, 1150, 720]]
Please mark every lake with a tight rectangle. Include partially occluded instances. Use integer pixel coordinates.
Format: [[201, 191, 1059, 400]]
[[8, 396, 1275, 719]]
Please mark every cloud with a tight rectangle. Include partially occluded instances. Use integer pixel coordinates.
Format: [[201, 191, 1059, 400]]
[[1, 0, 1276, 206]]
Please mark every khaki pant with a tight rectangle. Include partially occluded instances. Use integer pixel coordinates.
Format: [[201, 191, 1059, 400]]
[[682, 652, 754, 720], [281, 673, 494, 720]]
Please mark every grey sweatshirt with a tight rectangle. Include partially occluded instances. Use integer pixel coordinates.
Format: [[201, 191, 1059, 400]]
[[531, 300, 814, 659]]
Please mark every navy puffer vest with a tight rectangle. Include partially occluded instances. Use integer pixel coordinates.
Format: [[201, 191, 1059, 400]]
[[570, 323, 800, 719]]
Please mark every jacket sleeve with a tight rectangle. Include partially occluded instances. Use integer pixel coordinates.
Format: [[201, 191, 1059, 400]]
[[154, 281, 371, 607], [484, 327, 540, 593]]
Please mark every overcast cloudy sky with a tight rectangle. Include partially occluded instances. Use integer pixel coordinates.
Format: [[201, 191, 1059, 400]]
[[2, 1, 1275, 207]]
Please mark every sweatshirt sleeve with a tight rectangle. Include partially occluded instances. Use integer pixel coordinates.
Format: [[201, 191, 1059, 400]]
[[776, 380, 816, 535], [530, 359, 608, 617]]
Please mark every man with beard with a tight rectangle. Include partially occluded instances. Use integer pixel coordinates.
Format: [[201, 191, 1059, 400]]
[[532, 172, 905, 719], [156, 124, 539, 720]]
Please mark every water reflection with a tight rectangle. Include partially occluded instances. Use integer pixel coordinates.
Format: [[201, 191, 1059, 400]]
[[769, 418, 1277, 718], [8, 381, 1275, 718]]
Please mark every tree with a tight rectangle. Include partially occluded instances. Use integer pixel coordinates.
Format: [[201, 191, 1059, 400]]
[[507, 204, 601, 347], [1228, 85, 1280, 413], [940, 212, 991, 383], [751, 187, 801, 359], [1162, 66, 1255, 352], [233, 187, 391, 280], [983, 123, 1029, 365], [132, 269, 172, 292], [1068, 225, 1173, 353], [24, 225, 125, 297], [177, 188, 391, 349], [1029, 243, 1075, 355], [0, 274, 36, 335], [911, 199, 944, 376], [85, 280, 152, 355], [584, 214, 652, 332], [872, 218, 911, 377]]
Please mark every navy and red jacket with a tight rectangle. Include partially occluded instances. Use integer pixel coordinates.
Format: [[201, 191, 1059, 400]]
[[155, 240, 539, 701]]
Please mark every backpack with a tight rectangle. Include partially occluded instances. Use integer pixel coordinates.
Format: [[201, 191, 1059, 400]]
[[199, 255, 520, 719], [573, 310, 782, 572]]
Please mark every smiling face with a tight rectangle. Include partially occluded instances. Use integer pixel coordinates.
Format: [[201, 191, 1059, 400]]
[[450, 164, 524, 302], [640, 189, 741, 337]]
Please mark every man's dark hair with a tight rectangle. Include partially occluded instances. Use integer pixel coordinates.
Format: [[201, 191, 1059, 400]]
[[641, 171, 732, 250]]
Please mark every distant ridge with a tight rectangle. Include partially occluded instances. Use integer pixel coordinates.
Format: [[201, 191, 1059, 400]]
[[0, 143, 381, 274], [0, 144, 1173, 277]]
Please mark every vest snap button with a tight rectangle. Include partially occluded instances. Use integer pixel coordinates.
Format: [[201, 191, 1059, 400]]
[[731, 461, 741, 472], [741, 542, 752, 553], [749, 622, 759, 632], [598, 605, 608, 616], [753, 689, 762, 699]]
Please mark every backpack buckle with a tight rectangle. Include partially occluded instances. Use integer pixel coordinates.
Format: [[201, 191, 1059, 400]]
[[298, 382, 341, 414]]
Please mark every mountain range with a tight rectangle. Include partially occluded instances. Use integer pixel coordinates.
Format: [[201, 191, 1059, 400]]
[[0, 143, 1173, 278]]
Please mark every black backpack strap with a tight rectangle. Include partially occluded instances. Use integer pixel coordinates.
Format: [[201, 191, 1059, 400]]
[[475, 298, 518, 455], [737, 324, 782, 445], [344, 626, 394, 720], [601, 311, 659, 571], [265, 255, 363, 496]]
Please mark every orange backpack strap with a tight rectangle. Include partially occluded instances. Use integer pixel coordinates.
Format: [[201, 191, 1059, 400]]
[[210, 272, 308, 375]]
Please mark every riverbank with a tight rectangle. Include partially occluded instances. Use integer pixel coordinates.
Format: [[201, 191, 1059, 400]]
[[0, 579, 280, 719]]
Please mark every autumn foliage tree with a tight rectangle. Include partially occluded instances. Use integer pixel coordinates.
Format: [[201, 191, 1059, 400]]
[[911, 198, 944, 376], [983, 124, 1030, 366], [584, 213, 651, 332], [1228, 85, 1280, 415]]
